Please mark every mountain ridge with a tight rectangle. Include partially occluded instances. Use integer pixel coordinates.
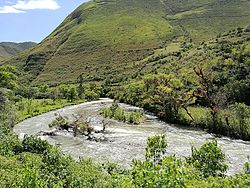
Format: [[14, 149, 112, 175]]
[[0, 42, 36, 62]]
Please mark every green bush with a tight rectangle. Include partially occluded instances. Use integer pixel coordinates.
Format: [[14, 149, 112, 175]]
[[101, 103, 144, 124], [48, 115, 70, 129], [1, 131, 250, 187], [0, 130, 21, 157], [113, 107, 126, 122], [145, 134, 167, 164], [127, 112, 144, 125], [0, 155, 21, 187], [244, 162, 250, 174], [187, 140, 228, 177], [20, 135, 51, 154], [131, 156, 186, 188], [230, 103, 250, 139], [132, 135, 185, 187]]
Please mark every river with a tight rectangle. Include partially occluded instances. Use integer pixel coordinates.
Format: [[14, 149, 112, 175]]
[[14, 98, 250, 175]]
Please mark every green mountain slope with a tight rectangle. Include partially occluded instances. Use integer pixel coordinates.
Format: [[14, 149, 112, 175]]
[[133, 27, 250, 91], [0, 42, 36, 62], [4, 0, 250, 84]]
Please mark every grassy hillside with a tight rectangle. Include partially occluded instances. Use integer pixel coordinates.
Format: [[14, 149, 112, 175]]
[[4, 0, 250, 84], [133, 26, 250, 80], [0, 42, 36, 62]]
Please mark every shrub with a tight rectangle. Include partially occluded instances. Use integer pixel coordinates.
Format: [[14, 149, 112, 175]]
[[101, 103, 144, 124], [127, 112, 144, 125], [187, 140, 228, 177], [0, 130, 21, 156], [73, 120, 94, 136], [145, 134, 167, 164], [41, 147, 73, 186], [113, 107, 126, 122], [48, 115, 70, 130], [244, 161, 250, 174], [21, 135, 51, 154], [132, 135, 185, 187], [230, 103, 250, 139]]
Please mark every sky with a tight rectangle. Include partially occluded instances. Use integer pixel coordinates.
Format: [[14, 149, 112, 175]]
[[0, 0, 88, 43]]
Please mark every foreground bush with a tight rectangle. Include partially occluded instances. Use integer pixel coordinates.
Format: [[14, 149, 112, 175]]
[[187, 140, 228, 177], [0, 132, 250, 187]]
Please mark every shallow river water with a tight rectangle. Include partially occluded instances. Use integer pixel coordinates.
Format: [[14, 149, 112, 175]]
[[14, 98, 250, 175]]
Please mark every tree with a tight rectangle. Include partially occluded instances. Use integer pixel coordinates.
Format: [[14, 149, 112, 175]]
[[194, 66, 227, 132], [50, 87, 59, 101], [59, 85, 69, 99], [0, 66, 18, 129], [77, 74, 84, 99], [0, 66, 18, 90], [230, 103, 250, 139], [145, 135, 167, 164], [0, 94, 17, 129], [67, 85, 78, 102], [39, 84, 49, 93], [132, 135, 185, 187], [144, 74, 194, 122]]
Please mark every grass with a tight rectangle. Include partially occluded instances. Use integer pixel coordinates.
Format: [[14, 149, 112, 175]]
[[16, 99, 86, 122], [180, 106, 210, 126], [180, 105, 250, 140], [0, 56, 5, 63]]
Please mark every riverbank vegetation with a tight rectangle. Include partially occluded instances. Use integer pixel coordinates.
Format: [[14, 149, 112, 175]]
[[14, 82, 102, 121], [16, 99, 85, 121], [1, 126, 250, 187], [109, 28, 250, 140], [101, 103, 144, 125]]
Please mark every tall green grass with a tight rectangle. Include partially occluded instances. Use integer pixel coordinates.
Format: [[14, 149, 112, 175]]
[[16, 99, 85, 122]]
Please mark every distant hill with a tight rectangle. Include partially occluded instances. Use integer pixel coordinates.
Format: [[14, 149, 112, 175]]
[[0, 42, 36, 62], [4, 0, 250, 84]]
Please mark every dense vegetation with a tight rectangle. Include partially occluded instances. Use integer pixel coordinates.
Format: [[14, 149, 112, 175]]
[[3, 0, 250, 84], [0, 64, 103, 123], [1, 128, 250, 187], [1, 63, 250, 187], [110, 28, 250, 140], [16, 99, 85, 121]]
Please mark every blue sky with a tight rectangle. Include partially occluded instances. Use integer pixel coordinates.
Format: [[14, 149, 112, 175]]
[[0, 0, 88, 43]]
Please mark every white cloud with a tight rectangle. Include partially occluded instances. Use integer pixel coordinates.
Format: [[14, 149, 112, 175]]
[[0, 5, 25, 13], [0, 0, 60, 13]]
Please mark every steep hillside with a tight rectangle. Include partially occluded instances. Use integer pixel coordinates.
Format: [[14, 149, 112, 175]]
[[0, 42, 36, 62], [134, 26, 250, 79], [4, 0, 250, 84]]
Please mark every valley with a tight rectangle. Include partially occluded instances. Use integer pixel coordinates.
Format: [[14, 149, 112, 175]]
[[0, 0, 250, 187]]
